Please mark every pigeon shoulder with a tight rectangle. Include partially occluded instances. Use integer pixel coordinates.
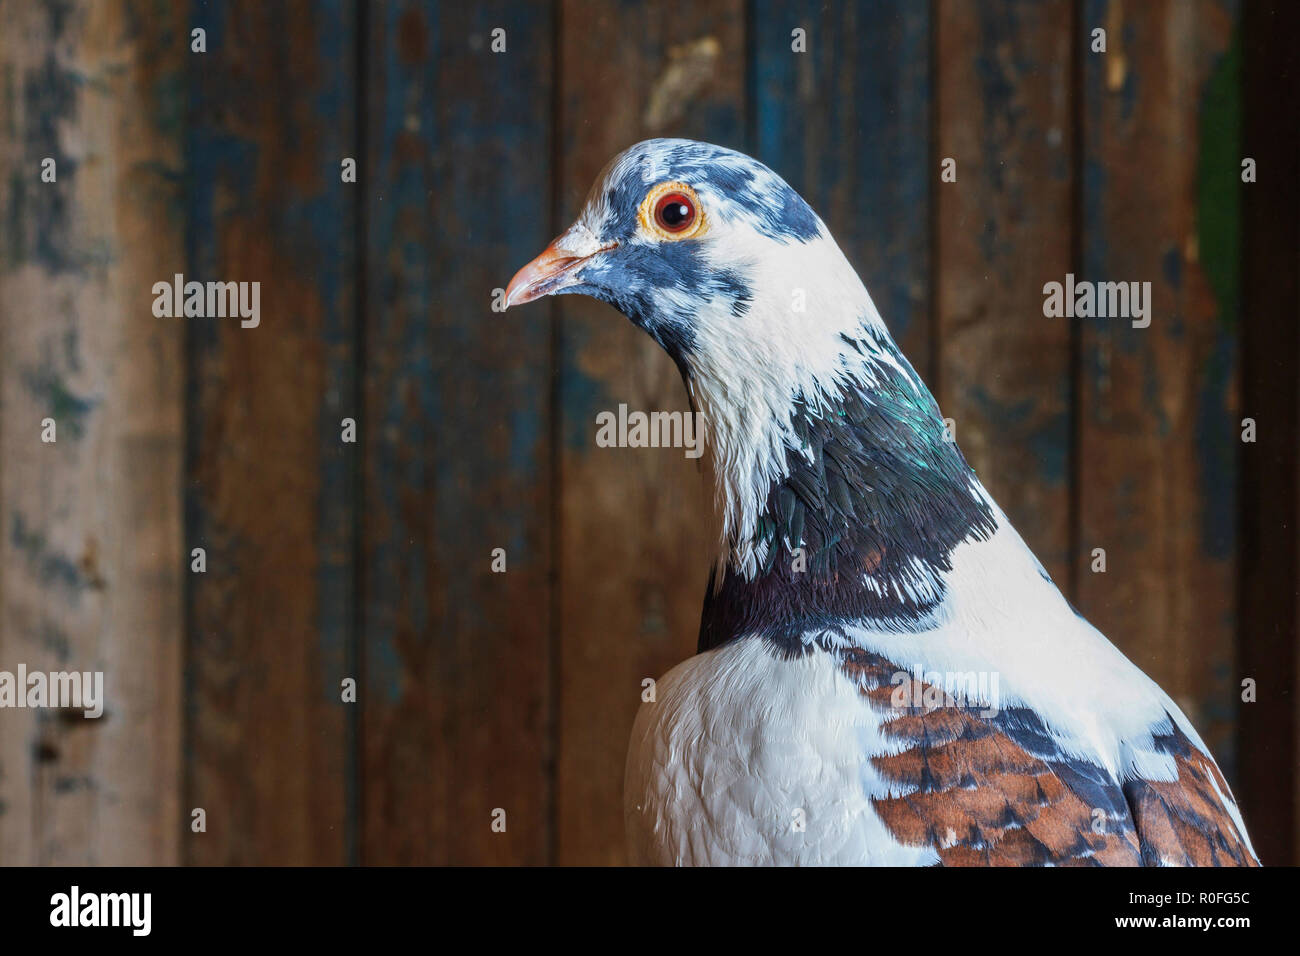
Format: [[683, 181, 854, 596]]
[[837, 510, 1259, 866]]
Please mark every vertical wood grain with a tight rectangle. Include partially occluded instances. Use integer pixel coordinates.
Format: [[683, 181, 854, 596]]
[[752, 0, 931, 375], [0, 0, 1283, 869], [184, 0, 356, 864], [361, 0, 554, 865], [0, 0, 184, 864], [1078, 0, 1240, 767], [556, 0, 745, 865], [935, 0, 1074, 584]]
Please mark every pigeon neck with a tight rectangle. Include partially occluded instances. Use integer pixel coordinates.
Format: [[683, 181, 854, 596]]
[[697, 333, 999, 652]]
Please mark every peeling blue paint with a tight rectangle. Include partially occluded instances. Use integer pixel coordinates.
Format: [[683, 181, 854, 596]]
[[21, 363, 97, 439], [10, 511, 87, 595], [559, 324, 616, 451], [966, 384, 1069, 484], [5, 1, 79, 274]]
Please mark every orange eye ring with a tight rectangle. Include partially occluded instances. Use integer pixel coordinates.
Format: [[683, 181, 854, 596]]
[[639, 181, 706, 241]]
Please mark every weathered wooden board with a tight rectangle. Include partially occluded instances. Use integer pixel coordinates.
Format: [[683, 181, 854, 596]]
[[361, 0, 554, 865], [753, 0, 931, 374], [0, 0, 184, 864], [0, 0, 1286, 866], [1078, 0, 1240, 767], [1238, 0, 1299, 866], [184, 0, 356, 865], [556, 0, 745, 865], [935, 0, 1074, 584]]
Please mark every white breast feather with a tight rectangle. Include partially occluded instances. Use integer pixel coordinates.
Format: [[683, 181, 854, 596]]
[[625, 638, 938, 866]]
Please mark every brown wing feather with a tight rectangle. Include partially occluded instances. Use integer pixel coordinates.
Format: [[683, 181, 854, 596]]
[[1122, 726, 1259, 866], [838, 647, 1256, 866]]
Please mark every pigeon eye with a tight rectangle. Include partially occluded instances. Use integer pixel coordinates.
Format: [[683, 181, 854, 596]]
[[640, 181, 705, 240], [654, 193, 696, 233]]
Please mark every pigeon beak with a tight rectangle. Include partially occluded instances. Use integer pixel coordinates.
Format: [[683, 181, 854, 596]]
[[504, 231, 616, 309]]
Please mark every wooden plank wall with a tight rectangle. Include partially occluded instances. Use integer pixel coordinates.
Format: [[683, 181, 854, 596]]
[[1, 0, 1292, 865], [184, 0, 356, 867], [0, 0, 184, 865], [1077, 0, 1241, 777], [935, 0, 1073, 586], [362, 0, 554, 866]]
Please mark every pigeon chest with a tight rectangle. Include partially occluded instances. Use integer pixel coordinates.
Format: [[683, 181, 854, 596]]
[[623, 636, 936, 866]]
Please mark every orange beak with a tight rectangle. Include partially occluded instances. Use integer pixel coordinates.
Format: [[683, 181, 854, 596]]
[[504, 235, 615, 309]]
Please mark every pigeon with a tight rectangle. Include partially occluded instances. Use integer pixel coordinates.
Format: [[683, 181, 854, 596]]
[[505, 138, 1258, 867]]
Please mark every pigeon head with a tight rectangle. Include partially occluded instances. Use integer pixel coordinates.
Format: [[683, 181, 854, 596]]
[[505, 138, 852, 380], [506, 138, 995, 642]]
